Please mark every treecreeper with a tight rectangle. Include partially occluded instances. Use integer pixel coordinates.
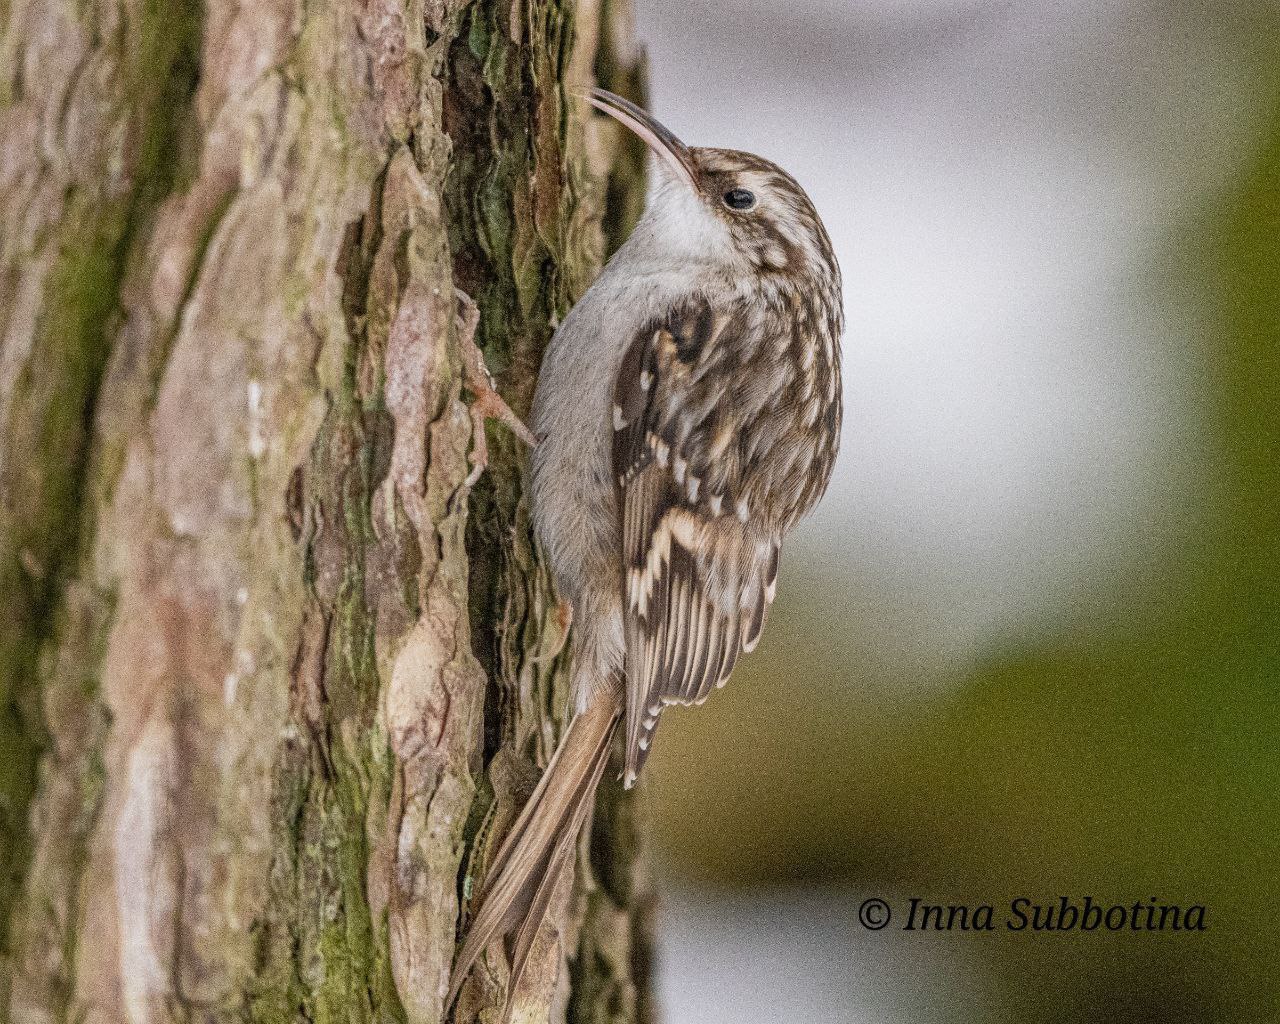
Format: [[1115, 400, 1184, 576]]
[[449, 89, 845, 1017]]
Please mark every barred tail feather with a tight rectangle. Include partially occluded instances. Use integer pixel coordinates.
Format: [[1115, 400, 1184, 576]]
[[448, 695, 621, 1017]]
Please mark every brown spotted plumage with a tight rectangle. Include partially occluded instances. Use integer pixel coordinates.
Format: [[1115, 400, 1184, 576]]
[[448, 89, 843, 1016], [612, 290, 839, 781]]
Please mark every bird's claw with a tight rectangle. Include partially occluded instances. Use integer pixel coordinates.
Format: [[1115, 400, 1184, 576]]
[[455, 289, 536, 488], [530, 597, 573, 663], [470, 384, 537, 448]]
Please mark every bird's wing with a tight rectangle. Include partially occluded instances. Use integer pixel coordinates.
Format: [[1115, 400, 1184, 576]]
[[612, 296, 784, 785]]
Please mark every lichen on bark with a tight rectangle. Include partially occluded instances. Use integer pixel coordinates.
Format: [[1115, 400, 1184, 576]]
[[1, 0, 652, 1022]]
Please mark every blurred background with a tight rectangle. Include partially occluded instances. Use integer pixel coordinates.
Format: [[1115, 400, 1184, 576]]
[[628, 1, 1280, 1021]]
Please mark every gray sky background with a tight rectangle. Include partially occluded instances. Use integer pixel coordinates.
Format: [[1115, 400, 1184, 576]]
[[632, 2, 1276, 1020], [636, 0, 1273, 689]]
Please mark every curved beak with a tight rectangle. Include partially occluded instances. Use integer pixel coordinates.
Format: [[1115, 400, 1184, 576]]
[[587, 88, 699, 191]]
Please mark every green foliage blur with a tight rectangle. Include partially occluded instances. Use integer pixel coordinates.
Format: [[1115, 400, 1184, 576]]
[[646, 27, 1280, 1024]]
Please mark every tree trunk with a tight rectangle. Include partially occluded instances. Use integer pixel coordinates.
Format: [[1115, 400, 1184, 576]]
[[0, 0, 653, 1021]]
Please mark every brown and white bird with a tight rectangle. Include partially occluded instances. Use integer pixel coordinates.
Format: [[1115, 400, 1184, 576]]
[[448, 89, 843, 1015]]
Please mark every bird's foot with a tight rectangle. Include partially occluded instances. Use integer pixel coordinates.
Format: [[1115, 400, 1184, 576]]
[[530, 597, 573, 663], [455, 290, 536, 487]]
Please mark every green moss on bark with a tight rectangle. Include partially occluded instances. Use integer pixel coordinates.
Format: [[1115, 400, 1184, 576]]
[[0, 0, 203, 989], [443, 2, 656, 1019], [271, 219, 408, 1024], [4, 2, 651, 1022]]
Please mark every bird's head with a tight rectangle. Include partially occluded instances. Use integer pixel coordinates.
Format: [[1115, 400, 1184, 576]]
[[588, 88, 839, 291]]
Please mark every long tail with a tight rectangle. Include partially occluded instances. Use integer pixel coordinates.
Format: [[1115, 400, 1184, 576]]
[[448, 694, 621, 1016]]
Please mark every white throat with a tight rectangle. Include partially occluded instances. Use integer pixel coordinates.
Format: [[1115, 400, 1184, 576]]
[[624, 165, 738, 273]]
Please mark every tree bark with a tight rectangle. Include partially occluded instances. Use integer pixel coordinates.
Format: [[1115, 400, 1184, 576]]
[[0, 0, 653, 1021]]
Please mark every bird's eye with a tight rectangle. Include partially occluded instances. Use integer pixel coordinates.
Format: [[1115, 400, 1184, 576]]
[[722, 188, 756, 211]]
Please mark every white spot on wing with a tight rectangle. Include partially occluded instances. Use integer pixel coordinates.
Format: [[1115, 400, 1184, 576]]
[[804, 396, 820, 427]]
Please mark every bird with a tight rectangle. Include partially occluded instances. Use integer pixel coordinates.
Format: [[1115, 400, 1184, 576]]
[[447, 88, 843, 1017]]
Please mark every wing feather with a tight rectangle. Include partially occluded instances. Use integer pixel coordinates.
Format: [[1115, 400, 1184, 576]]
[[613, 298, 784, 783]]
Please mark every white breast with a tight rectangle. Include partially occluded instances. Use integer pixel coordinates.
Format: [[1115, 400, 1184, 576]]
[[530, 227, 734, 605]]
